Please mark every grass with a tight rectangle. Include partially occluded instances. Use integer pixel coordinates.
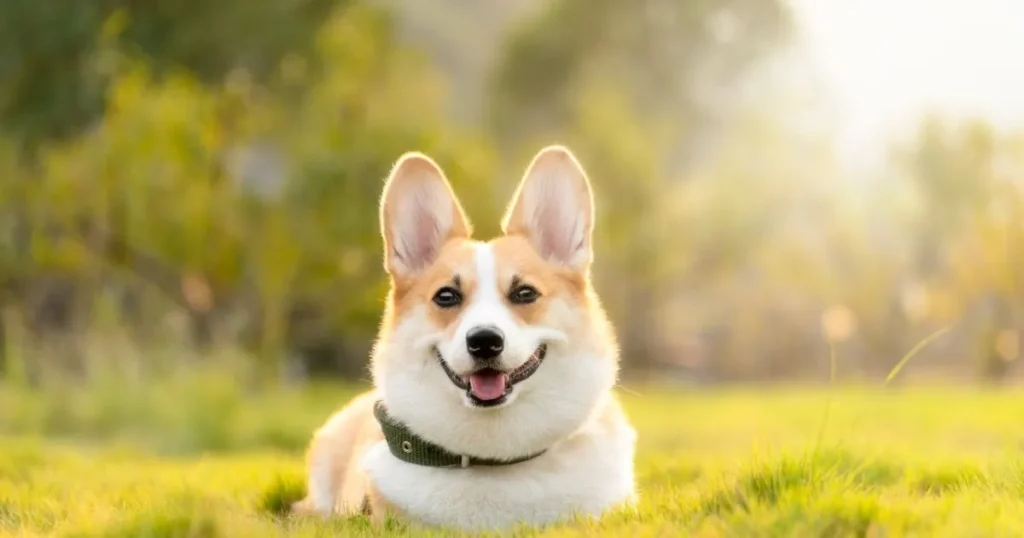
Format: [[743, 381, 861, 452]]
[[3, 366, 1024, 536]]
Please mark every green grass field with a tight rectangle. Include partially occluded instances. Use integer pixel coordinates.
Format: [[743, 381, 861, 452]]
[[2, 370, 1024, 537]]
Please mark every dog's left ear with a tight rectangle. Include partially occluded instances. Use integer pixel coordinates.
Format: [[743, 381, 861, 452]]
[[502, 145, 594, 270]]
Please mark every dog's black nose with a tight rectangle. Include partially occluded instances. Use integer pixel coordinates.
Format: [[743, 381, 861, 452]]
[[466, 326, 504, 360]]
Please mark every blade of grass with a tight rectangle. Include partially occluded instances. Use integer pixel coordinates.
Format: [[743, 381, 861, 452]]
[[885, 325, 955, 387], [811, 337, 839, 462]]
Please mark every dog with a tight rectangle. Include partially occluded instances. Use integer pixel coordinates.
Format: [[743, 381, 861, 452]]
[[291, 145, 637, 531]]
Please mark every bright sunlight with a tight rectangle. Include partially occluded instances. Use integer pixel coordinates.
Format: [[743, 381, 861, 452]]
[[794, 0, 1024, 164]]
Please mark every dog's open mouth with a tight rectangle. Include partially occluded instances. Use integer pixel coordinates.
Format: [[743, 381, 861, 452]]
[[434, 345, 547, 407]]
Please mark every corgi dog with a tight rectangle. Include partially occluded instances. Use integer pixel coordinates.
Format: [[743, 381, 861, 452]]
[[292, 145, 637, 531]]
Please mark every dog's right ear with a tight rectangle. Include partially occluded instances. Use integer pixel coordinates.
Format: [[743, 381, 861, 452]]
[[380, 152, 471, 278]]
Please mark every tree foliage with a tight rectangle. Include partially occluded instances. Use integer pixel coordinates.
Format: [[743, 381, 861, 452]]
[[0, 2, 499, 380], [0, 0, 339, 148], [2, 0, 1022, 385], [488, 0, 793, 153]]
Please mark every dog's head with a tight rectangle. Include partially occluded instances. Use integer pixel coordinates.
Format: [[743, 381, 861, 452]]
[[371, 145, 619, 460]]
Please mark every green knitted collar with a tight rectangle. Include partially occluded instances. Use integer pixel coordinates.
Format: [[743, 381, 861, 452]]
[[373, 400, 547, 468]]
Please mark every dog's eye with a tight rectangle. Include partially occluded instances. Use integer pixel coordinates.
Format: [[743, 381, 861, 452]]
[[509, 285, 540, 305], [432, 287, 462, 308]]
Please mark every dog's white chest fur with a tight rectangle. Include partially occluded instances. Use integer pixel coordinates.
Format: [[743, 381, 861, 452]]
[[361, 408, 637, 531]]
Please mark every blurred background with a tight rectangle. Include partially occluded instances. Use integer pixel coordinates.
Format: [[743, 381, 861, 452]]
[[0, 0, 1022, 391]]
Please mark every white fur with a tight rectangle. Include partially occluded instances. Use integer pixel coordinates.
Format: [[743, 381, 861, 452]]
[[373, 280, 616, 461], [362, 393, 637, 531]]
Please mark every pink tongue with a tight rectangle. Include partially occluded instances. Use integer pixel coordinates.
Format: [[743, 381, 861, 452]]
[[469, 371, 509, 401]]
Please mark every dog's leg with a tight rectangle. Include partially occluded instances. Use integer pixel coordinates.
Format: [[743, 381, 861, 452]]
[[292, 390, 381, 516]]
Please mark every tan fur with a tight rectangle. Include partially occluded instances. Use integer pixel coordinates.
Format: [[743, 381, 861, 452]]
[[489, 235, 591, 326], [386, 234, 596, 342], [390, 239, 478, 328], [290, 391, 390, 517]]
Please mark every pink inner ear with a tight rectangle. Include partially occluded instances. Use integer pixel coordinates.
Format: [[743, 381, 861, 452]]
[[535, 202, 572, 262], [388, 177, 455, 274], [392, 197, 448, 273], [409, 209, 442, 269]]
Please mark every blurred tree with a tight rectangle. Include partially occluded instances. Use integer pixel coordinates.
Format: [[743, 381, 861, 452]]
[[664, 99, 839, 379], [894, 117, 999, 278], [0, 2, 500, 381], [895, 117, 1024, 382], [0, 0, 339, 150], [488, 0, 792, 170], [374, 0, 543, 124]]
